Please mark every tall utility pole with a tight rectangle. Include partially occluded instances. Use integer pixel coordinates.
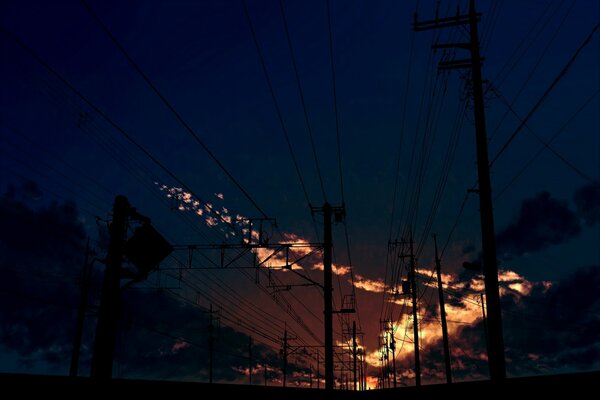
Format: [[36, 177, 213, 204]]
[[323, 203, 333, 390], [352, 321, 357, 391], [434, 234, 452, 384], [409, 234, 421, 386], [208, 304, 214, 384], [91, 196, 128, 379], [414, 0, 506, 381], [70, 238, 91, 377], [312, 202, 344, 390]]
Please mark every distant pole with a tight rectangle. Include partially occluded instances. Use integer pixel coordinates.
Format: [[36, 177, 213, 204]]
[[409, 232, 421, 386], [91, 195, 128, 379], [390, 325, 397, 388], [282, 327, 288, 387], [323, 203, 334, 390], [434, 234, 452, 384], [264, 361, 268, 386], [309, 364, 313, 388], [352, 321, 357, 391], [70, 238, 91, 377], [317, 350, 320, 389], [249, 336, 253, 385], [209, 304, 214, 384]]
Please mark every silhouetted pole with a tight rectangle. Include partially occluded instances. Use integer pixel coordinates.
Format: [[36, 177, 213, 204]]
[[264, 361, 268, 386], [323, 203, 334, 390], [409, 233, 421, 386], [468, 0, 506, 381], [91, 195, 128, 379], [209, 304, 214, 383], [283, 327, 288, 387], [414, 0, 506, 382], [352, 321, 357, 391], [70, 238, 91, 377], [310, 364, 313, 388], [481, 292, 490, 370], [249, 336, 253, 385], [434, 234, 452, 384], [316, 350, 320, 389], [390, 326, 397, 388]]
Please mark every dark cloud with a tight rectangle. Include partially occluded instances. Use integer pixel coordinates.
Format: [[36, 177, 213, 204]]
[[574, 183, 600, 227], [416, 265, 600, 382], [0, 186, 86, 371], [0, 184, 285, 381], [496, 191, 581, 257]]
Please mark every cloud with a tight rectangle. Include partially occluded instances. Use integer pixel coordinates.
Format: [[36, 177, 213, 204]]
[[0, 186, 86, 372], [496, 191, 581, 258], [354, 274, 386, 293], [573, 183, 600, 227], [370, 267, 598, 385]]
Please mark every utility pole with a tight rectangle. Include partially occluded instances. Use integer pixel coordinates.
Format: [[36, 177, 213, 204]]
[[264, 361, 268, 386], [352, 321, 357, 391], [282, 327, 288, 387], [434, 234, 452, 384], [323, 203, 333, 390], [481, 292, 490, 370], [309, 364, 313, 388], [414, 0, 506, 381], [316, 350, 320, 389], [91, 195, 128, 379], [209, 304, 214, 384], [70, 238, 91, 377], [311, 203, 344, 390], [249, 336, 253, 385], [409, 233, 421, 386], [390, 325, 397, 388]]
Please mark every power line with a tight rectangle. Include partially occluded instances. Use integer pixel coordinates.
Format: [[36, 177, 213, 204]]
[[241, 0, 313, 211], [80, 0, 270, 219], [278, 0, 328, 204], [490, 22, 600, 166], [493, 87, 599, 185], [495, 88, 600, 199], [0, 24, 239, 233]]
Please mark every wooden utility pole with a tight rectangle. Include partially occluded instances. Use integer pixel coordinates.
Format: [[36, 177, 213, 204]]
[[414, 0, 506, 381], [434, 234, 452, 383], [90, 196, 128, 379]]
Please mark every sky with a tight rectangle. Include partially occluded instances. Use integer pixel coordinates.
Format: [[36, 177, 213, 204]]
[[0, 0, 599, 388]]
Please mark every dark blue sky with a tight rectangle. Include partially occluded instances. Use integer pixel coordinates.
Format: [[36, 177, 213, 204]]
[[0, 0, 598, 386]]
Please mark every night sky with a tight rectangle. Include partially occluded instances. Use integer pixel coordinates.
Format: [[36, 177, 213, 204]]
[[0, 0, 599, 387]]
